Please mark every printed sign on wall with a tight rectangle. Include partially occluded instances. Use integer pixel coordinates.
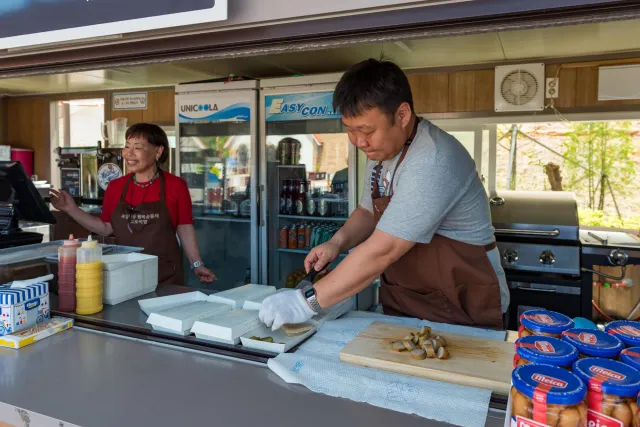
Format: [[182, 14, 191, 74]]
[[265, 92, 341, 122], [113, 92, 147, 111]]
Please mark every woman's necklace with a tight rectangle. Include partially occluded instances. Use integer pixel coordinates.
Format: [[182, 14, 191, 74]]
[[133, 170, 158, 189]]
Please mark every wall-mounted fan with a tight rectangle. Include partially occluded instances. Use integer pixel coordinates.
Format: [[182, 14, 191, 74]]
[[494, 63, 545, 112]]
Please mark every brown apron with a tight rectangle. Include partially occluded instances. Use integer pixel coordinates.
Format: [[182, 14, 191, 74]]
[[110, 171, 185, 287], [374, 143, 503, 328]]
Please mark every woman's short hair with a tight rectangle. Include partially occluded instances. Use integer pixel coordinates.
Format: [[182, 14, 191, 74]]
[[125, 123, 169, 164]]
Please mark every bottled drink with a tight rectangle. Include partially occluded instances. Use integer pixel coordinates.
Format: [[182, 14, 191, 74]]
[[296, 180, 307, 216], [280, 179, 289, 214]]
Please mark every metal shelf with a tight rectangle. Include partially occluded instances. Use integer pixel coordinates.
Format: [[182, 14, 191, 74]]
[[278, 214, 347, 222], [276, 165, 306, 168], [278, 248, 347, 257], [194, 216, 250, 223]]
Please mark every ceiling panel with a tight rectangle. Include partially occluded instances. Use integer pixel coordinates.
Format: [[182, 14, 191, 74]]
[[2, 18, 640, 96], [499, 19, 640, 60]]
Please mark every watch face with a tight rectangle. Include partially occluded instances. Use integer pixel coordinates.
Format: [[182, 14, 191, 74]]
[[304, 287, 315, 299]]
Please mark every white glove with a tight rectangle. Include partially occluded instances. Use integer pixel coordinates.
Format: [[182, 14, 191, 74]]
[[259, 289, 317, 331]]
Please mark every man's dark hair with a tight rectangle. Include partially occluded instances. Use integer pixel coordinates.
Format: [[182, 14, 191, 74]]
[[125, 123, 169, 165], [333, 59, 414, 122]]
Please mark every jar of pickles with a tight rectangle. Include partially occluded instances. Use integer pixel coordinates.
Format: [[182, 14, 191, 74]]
[[562, 328, 625, 360], [607, 321, 640, 348], [621, 348, 640, 371], [514, 336, 578, 369], [511, 364, 587, 426], [573, 358, 640, 427], [519, 309, 575, 338]]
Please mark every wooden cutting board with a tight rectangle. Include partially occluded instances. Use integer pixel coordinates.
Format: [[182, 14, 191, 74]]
[[340, 322, 514, 394]]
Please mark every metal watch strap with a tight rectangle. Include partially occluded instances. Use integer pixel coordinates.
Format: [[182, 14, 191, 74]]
[[190, 261, 203, 270], [302, 285, 322, 313]]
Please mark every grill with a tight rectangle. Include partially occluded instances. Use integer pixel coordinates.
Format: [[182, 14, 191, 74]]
[[489, 190, 584, 329]]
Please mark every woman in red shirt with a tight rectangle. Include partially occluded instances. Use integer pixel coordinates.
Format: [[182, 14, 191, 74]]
[[50, 123, 216, 286]]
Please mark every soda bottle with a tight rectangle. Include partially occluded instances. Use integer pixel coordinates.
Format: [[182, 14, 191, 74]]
[[280, 179, 289, 214], [296, 180, 307, 216]]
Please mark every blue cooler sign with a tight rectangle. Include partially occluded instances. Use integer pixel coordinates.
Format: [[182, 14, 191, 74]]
[[178, 100, 250, 123], [265, 92, 342, 122]]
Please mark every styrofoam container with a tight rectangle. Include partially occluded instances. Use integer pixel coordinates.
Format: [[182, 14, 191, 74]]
[[208, 284, 276, 309], [191, 310, 261, 343], [147, 301, 231, 335], [138, 291, 208, 316], [102, 253, 158, 305]]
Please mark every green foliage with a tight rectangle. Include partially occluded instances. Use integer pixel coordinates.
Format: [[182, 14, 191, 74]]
[[563, 122, 636, 212], [579, 208, 640, 229]]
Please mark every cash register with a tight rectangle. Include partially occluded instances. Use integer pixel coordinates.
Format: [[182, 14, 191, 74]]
[[0, 161, 56, 249]]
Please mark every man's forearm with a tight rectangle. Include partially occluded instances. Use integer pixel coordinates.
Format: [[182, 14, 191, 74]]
[[331, 206, 376, 252], [314, 230, 415, 308], [177, 224, 202, 264], [66, 206, 113, 236]]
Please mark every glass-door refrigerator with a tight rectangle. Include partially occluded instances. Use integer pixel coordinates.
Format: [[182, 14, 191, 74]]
[[259, 74, 374, 309], [176, 80, 259, 290]]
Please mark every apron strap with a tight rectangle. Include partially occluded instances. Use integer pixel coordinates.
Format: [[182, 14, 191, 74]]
[[120, 175, 134, 202], [158, 169, 166, 199]]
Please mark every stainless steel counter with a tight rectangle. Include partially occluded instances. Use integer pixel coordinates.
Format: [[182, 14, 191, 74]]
[[0, 327, 505, 427], [50, 285, 277, 361]]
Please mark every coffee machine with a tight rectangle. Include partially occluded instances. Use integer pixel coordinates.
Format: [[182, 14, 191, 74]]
[[97, 118, 128, 197], [55, 147, 99, 201]]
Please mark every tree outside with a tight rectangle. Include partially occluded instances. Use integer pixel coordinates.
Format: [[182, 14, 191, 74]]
[[495, 120, 640, 229]]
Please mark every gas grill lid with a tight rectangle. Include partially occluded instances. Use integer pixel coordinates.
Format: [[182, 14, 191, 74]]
[[489, 190, 579, 242]]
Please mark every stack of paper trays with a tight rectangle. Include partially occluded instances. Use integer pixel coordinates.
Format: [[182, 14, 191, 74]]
[[139, 291, 208, 316], [208, 284, 276, 309], [146, 300, 231, 336], [191, 310, 262, 345]]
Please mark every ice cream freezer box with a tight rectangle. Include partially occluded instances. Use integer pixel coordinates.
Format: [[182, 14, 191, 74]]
[[0, 282, 50, 336]]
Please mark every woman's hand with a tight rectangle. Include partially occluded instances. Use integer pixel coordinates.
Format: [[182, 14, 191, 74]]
[[49, 189, 77, 213], [194, 265, 217, 284]]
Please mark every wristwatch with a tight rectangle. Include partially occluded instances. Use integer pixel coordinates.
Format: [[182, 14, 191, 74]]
[[301, 285, 322, 313], [190, 261, 204, 271]]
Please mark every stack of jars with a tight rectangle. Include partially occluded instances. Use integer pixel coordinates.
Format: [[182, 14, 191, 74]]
[[75, 236, 103, 315], [57, 235, 81, 312]]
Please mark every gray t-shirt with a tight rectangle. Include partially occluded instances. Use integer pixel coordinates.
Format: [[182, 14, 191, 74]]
[[360, 119, 495, 246]]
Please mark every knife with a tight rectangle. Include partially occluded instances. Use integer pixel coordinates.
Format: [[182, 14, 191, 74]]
[[295, 268, 321, 290]]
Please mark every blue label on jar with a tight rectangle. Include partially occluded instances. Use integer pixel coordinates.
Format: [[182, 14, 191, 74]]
[[520, 309, 574, 334], [562, 328, 624, 358]]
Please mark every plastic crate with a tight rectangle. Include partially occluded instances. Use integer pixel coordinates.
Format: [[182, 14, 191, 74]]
[[102, 253, 158, 305]]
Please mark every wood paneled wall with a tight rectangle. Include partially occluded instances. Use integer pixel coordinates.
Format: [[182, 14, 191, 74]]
[[1, 88, 174, 180], [408, 60, 640, 114]]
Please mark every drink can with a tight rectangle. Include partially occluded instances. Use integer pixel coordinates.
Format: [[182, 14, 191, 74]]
[[282, 140, 292, 165], [297, 225, 306, 249], [279, 226, 288, 249], [292, 140, 300, 165], [310, 226, 318, 248], [304, 224, 311, 248], [288, 225, 298, 249], [307, 198, 316, 216]]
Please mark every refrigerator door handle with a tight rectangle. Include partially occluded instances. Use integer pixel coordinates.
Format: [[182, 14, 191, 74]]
[[258, 184, 264, 227]]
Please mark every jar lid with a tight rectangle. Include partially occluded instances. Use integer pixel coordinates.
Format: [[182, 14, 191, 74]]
[[512, 364, 586, 406], [606, 321, 640, 347], [520, 310, 574, 334], [620, 348, 640, 371], [515, 336, 578, 366], [573, 358, 640, 397], [562, 328, 625, 358]]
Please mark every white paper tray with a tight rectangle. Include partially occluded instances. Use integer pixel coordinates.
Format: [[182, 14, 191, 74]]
[[139, 291, 208, 316], [242, 288, 288, 311], [190, 310, 262, 342], [147, 301, 231, 334], [240, 324, 316, 354], [208, 284, 276, 309]]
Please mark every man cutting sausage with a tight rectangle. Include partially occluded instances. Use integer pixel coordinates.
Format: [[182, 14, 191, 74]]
[[259, 59, 509, 331]]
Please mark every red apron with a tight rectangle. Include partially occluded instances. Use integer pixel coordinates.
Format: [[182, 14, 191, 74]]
[[374, 144, 503, 328], [110, 171, 185, 286]]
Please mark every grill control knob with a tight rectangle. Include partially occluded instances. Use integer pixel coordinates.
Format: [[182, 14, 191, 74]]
[[503, 249, 519, 265], [609, 249, 629, 266], [539, 250, 556, 266]]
